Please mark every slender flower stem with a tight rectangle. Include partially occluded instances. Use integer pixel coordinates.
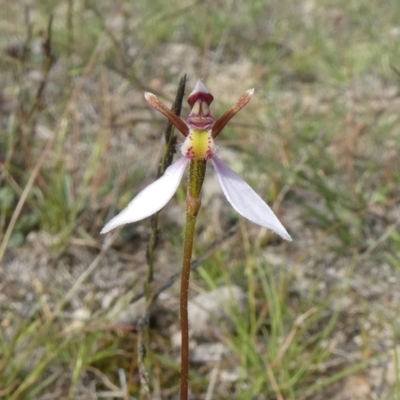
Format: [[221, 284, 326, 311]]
[[180, 159, 206, 400]]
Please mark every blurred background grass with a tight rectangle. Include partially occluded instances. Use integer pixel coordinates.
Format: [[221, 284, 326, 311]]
[[1, 0, 400, 398]]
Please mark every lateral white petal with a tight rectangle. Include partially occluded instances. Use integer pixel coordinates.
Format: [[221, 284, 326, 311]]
[[211, 155, 292, 241], [101, 157, 189, 234]]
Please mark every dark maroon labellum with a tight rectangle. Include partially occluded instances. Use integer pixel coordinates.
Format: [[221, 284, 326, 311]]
[[187, 91, 214, 108]]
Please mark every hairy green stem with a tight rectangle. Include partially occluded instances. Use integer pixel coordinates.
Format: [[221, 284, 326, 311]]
[[180, 159, 206, 400]]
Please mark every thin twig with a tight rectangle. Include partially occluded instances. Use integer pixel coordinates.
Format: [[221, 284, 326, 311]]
[[21, 14, 55, 167], [146, 74, 187, 284], [0, 23, 104, 263]]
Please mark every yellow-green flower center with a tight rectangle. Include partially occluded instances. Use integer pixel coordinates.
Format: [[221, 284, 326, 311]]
[[181, 128, 216, 160]]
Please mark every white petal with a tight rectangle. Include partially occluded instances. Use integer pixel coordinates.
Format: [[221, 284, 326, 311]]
[[101, 157, 189, 234], [211, 155, 292, 241]]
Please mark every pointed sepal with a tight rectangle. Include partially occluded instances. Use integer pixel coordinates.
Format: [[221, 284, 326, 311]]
[[212, 89, 254, 138], [144, 92, 189, 137]]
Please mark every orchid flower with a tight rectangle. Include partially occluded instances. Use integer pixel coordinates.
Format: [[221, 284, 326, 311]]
[[101, 81, 291, 241]]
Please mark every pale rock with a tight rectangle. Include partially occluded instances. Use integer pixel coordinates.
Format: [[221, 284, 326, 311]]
[[170, 330, 196, 351], [188, 285, 247, 340], [67, 307, 91, 331], [115, 297, 147, 326], [332, 375, 371, 400], [191, 342, 230, 363]]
